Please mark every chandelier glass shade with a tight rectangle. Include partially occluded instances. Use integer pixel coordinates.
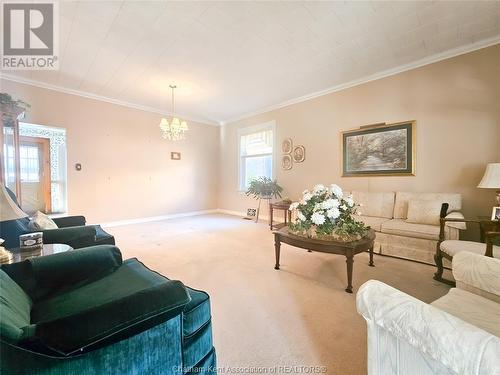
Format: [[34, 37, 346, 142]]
[[159, 85, 188, 140]]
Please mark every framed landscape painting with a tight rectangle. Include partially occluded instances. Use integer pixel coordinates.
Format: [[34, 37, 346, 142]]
[[342, 121, 415, 176]]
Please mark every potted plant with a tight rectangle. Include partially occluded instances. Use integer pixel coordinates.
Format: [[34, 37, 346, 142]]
[[245, 177, 283, 222], [288, 184, 369, 241], [245, 176, 283, 199]]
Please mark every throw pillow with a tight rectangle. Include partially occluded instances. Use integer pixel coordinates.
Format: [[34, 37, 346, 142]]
[[406, 200, 442, 226], [29, 211, 58, 231]]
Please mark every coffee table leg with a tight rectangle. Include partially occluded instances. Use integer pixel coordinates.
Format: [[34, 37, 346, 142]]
[[274, 236, 281, 270], [345, 255, 354, 293], [369, 245, 374, 267]]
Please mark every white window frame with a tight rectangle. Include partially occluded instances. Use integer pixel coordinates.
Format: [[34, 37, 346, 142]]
[[237, 120, 276, 192]]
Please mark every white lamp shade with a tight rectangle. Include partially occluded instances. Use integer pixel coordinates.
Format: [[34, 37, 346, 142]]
[[478, 163, 500, 188], [1, 186, 28, 222]]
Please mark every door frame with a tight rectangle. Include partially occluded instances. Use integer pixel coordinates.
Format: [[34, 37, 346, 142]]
[[19, 136, 52, 213]]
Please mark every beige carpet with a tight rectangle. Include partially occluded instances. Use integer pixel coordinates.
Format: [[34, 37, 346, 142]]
[[108, 214, 451, 374]]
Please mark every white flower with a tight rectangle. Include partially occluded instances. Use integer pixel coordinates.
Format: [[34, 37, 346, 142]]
[[302, 189, 310, 195], [289, 202, 299, 210], [313, 184, 326, 194], [303, 192, 313, 202], [340, 204, 347, 210], [297, 212, 306, 221], [327, 208, 340, 219], [330, 184, 343, 198], [311, 212, 326, 225], [322, 198, 339, 209], [345, 197, 354, 207]]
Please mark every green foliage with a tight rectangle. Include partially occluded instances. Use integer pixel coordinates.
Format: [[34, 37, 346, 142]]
[[245, 177, 283, 200], [0, 93, 30, 110]]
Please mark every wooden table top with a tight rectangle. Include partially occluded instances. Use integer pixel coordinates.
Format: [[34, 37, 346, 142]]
[[274, 226, 375, 250]]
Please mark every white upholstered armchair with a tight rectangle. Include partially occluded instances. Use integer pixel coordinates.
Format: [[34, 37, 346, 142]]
[[357, 252, 500, 375]]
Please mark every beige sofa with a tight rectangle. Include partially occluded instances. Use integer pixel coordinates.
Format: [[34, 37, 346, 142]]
[[351, 191, 466, 265], [356, 251, 500, 374]]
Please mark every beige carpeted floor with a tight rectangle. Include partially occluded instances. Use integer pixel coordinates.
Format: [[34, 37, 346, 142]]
[[108, 214, 451, 375]]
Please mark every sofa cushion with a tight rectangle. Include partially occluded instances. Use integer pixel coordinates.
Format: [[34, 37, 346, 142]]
[[32, 258, 169, 323], [381, 219, 439, 240], [405, 199, 442, 225], [356, 215, 392, 232], [29, 211, 58, 230], [30, 258, 190, 355], [393, 192, 461, 219], [0, 270, 32, 343], [431, 288, 500, 337], [352, 191, 395, 219], [183, 287, 211, 337], [441, 240, 500, 258]]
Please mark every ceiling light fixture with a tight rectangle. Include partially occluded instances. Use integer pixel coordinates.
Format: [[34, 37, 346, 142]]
[[159, 85, 188, 141]]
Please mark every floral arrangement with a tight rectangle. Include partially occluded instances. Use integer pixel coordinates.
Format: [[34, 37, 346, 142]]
[[288, 184, 369, 241]]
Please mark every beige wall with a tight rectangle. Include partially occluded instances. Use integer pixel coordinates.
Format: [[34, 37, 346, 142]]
[[1, 79, 219, 223], [219, 45, 500, 236]]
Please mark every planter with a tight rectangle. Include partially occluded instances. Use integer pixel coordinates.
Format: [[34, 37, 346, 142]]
[[288, 226, 364, 242]]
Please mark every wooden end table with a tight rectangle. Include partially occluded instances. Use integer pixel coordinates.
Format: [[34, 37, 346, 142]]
[[269, 201, 292, 230], [273, 227, 375, 293]]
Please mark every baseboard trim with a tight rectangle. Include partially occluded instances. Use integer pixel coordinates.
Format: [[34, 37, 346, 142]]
[[101, 209, 218, 228]]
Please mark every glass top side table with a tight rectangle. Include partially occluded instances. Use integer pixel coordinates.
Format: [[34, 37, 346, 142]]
[[1, 243, 73, 264]]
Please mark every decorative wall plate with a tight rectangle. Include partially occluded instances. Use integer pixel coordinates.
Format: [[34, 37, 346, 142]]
[[281, 154, 292, 170], [282, 138, 292, 154], [292, 145, 305, 163]]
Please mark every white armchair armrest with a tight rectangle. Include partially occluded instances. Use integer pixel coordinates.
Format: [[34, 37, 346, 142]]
[[445, 211, 467, 230], [356, 280, 500, 375], [453, 251, 500, 300]]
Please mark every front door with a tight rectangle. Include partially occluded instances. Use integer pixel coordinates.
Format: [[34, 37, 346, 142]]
[[18, 136, 51, 214]]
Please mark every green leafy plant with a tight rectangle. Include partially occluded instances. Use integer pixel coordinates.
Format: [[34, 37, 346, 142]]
[[0, 93, 30, 110], [1, 93, 30, 127], [245, 177, 283, 200]]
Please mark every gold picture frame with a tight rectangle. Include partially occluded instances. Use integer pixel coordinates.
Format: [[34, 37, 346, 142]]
[[492, 206, 500, 220], [341, 121, 416, 177]]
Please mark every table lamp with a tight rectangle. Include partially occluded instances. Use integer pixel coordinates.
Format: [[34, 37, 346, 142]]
[[1, 185, 28, 253], [0, 185, 27, 222], [477, 163, 500, 206]]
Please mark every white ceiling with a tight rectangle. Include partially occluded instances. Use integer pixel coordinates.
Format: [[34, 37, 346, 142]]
[[2, 1, 500, 125]]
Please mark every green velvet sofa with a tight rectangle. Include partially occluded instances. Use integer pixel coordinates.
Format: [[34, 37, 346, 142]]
[[0, 187, 115, 249], [0, 245, 216, 374]]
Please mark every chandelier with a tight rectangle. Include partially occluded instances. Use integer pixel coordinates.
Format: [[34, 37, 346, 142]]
[[159, 85, 188, 140]]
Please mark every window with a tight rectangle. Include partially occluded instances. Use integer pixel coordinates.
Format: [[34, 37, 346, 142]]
[[20, 145, 40, 182], [4, 144, 41, 183], [239, 122, 275, 190]]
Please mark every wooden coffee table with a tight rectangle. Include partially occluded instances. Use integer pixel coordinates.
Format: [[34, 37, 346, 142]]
[[273, 227, 375, 293]]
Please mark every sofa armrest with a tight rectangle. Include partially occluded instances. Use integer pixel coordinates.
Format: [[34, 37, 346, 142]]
[[52, 215, 86, 228], [444, 212, 467, 230], [29, 245, 122, 295], [356, 280, 500, 375], [29, 280, 191, 356], [40, 226, 96, 249], [453, 251, 500, 299]]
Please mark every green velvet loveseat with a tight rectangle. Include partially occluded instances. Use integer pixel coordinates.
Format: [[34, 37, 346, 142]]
[[0, 245, 216, 374]]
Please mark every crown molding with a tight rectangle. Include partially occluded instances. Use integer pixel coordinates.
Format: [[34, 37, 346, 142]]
[[2, 36, 499, 127], [221, 36, 500, 125], [0, 73, 220, 126]]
